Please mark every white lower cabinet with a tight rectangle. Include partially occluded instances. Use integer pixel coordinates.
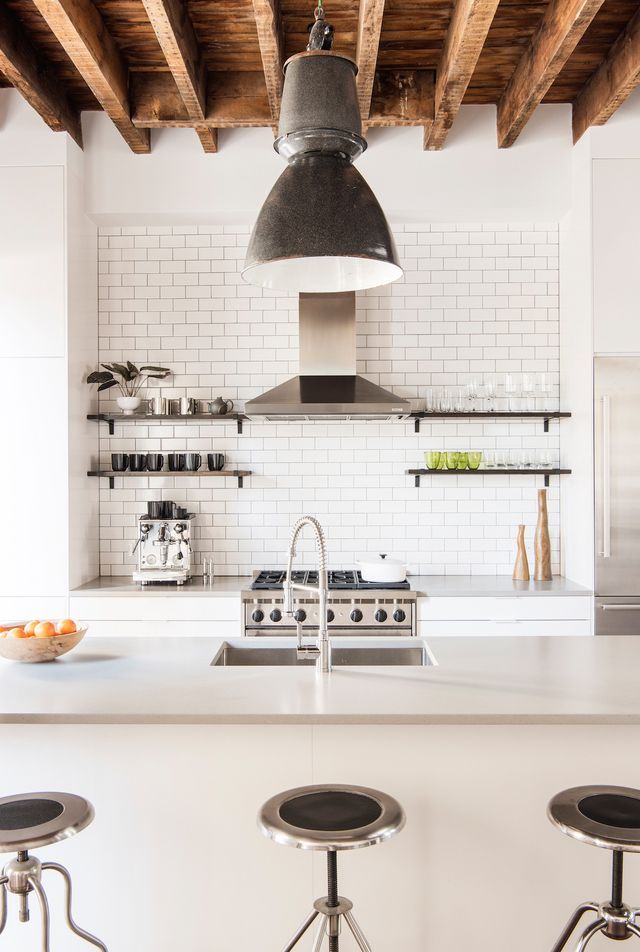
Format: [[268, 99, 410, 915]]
[[417, 595, 592, 636], [69, 595, 241, 638]]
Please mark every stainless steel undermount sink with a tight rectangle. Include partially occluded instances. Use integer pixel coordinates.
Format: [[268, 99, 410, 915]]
[[211, 639, 435, 668]]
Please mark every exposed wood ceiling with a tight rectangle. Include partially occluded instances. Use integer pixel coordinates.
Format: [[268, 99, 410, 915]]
[[0, 0, 639, 153]]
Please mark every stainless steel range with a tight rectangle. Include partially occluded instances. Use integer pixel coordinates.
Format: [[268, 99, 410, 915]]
[[242, 570, 416, 637]]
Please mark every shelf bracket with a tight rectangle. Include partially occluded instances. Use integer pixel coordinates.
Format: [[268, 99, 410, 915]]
[[237, 418, 243, 435], [544, 474, 549, 487], [238, 476, 244, 489], [108, 419, 114, 436], [414, 418, 421, 434], [109, 476, 115, 489], [414, 474, 421, 488], [543, 417, 549, 433]]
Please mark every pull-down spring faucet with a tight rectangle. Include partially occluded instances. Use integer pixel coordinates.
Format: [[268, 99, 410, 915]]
[[283, 516, 330, 673]]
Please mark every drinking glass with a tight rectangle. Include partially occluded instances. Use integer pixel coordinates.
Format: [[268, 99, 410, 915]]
[[495, 450, 507, 468], [437, 451, 446, 469], [483, 376, 497, 412], [504, 373, 520, 412], [446, 451, 459, 470], [425, 451, 441, 470], [456, 452, 468, 470], [468, 451, 482, 470], [536, 372, 553, 410], [537, 448, 552, 469], [484, 450, 496, 469], [424, 387, 439, 413], [521, 373, 536, 412]]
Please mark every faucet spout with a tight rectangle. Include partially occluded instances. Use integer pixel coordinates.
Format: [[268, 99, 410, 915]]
[[284, 516, 330, 673]]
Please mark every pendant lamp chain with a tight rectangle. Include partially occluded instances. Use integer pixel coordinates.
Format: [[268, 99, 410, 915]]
[[307, 0, 334, 51]]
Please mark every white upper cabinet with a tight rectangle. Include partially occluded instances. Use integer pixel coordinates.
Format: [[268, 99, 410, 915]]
[[0, 166, 65, 357]]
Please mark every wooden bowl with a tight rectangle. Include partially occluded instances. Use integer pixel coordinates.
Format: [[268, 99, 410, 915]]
[[0, 626, 87, 663]]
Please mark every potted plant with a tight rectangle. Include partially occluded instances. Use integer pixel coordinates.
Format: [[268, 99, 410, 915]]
[[87, 361, 172, 415]]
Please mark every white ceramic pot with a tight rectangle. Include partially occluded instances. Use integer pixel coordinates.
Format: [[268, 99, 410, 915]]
[[356, 554, 407, 583], [117, 396, 142, 415]]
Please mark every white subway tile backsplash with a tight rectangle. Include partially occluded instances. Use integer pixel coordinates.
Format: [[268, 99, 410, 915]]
[[96, 223, 561, 577]]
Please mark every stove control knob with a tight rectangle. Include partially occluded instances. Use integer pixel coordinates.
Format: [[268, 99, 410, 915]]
[[327, 609, 335, 623], [252, 609, 264, 623], [350, 609, 363, 623], [393, 608, 406, 623], [270, 609, 282, 623], [293, 609, 306, 623], [375, 609, 387, 623]]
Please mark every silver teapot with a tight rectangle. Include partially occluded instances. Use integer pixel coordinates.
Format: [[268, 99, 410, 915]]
[[208, 396, 234, 416]]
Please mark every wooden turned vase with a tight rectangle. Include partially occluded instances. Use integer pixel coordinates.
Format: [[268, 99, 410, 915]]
[[512, 524, 530, 581], [534, 488, 552, 581]]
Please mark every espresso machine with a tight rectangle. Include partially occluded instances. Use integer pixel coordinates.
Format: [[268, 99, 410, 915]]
[[132, 515, 195, 585]]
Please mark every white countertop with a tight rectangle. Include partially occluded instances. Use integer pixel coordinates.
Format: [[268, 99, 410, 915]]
[[71, 575, 591, 597], [0, 634, 633, 726]]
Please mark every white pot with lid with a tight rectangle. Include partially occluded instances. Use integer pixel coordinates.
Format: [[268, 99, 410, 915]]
[[356, 553, 407, 583]]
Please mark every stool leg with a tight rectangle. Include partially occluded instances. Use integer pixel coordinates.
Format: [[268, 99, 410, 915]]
[[344, 911, 373, 952], [41, 863, 108, 952], [326, 851, 339, 952], [27, 875, 50, 952], [575, 919, 606, 951], [550, 902, 599, 952], [312, 916, 328, 952], [281, 909, 320, 952], [0, 876, 7, 935]]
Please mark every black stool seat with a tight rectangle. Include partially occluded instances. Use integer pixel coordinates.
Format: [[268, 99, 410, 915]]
[[0, 792, 94, 853], [259, 783, 405, 851], [549, 785, 640, 852]]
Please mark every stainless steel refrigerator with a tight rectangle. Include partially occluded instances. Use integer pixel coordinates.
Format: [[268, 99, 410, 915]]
[[595, 356, 640, 634]]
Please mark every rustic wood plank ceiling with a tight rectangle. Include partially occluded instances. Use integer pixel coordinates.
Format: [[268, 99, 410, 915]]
[[0, 0, 639, 153]]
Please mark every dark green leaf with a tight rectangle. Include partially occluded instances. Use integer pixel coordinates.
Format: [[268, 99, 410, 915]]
[[87, 370, 114, 384], [97, 380, 118, 392], [141, 366, 171, 375], [102, 362, 133, 380], [126, 360, 139, 376]]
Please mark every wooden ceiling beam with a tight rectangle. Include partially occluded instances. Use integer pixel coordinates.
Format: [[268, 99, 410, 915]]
[[140, 0, 217, 153], [131, 71, 273, 128], [356, 0, 386, 120], [0, 3, 82, 147], [498, 0, 605, 149], [251, 0, 284, 122], [573, 7, 640, 143], [424, 0, 499, 151], [30, 0, 150, 154]]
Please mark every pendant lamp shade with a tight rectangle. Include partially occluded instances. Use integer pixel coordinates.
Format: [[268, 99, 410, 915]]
[[242, 40, 403, 294], [242, 153, 402, 293]]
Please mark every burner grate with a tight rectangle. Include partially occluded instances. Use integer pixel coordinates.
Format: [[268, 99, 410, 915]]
[[251, 570, 410, 591]]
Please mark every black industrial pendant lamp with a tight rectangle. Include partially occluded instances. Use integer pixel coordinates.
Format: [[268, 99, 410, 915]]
[[242, 2, 402, 293]]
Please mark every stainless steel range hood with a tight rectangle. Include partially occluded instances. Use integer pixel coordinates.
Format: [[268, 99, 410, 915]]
[[244, 292, 411, 421]]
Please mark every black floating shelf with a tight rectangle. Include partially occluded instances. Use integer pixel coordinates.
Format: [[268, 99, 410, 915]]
[[87, 470, 251, 489], [407, 468, 572, 488], [88, 413, 246, 435], [410, 411, 571, 434]]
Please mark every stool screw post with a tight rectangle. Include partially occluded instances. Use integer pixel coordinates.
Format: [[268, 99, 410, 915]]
[[612, 851, 624, 909], [326, 851, 339, 952]]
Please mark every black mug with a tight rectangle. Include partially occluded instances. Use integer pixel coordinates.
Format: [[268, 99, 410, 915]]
[[146, 453, 164, 472], [184, 453, 202, 471], [207, 453, 225, 471], [129, 453, 147, 472], [161, 501, 174, 518], [147, 501, 163, 518], [174, 506, 188, 519], [111, 453, 129, 472], [168, 453, 186, 472]]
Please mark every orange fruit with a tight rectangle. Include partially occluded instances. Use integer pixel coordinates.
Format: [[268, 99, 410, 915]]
[[55, 619, 77, 635], [7, 627, 30, 639], [34, 621, 56, 639], [24, 621, 40, 636]]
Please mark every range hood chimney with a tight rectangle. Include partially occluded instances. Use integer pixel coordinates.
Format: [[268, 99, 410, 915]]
[[244, 292, 411, 421]]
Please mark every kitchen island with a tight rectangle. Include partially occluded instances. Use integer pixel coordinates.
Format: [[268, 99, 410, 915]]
[[0, 635, 635, 952]]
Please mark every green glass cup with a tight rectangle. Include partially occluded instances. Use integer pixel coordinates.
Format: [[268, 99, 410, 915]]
[[437, 452, 446, 469], [425, 451, 441, 470], [446, 451, 459, 470], [456, 452, 468, 470], [468, 451, 482, 470]]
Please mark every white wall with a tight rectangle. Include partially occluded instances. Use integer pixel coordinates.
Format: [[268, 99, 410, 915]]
[[82, 103, 574, 225]]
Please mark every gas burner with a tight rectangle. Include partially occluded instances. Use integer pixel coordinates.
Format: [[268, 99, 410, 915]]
[[251, 569, 410, 591]]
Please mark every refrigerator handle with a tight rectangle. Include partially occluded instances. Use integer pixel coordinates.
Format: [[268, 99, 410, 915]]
[[601, 394, 611, 559]]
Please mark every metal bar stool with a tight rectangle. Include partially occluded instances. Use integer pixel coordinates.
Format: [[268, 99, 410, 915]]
[[259, 783, 405, 952], [0, 791, 108, 951], [548, 785, 640, 949]]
